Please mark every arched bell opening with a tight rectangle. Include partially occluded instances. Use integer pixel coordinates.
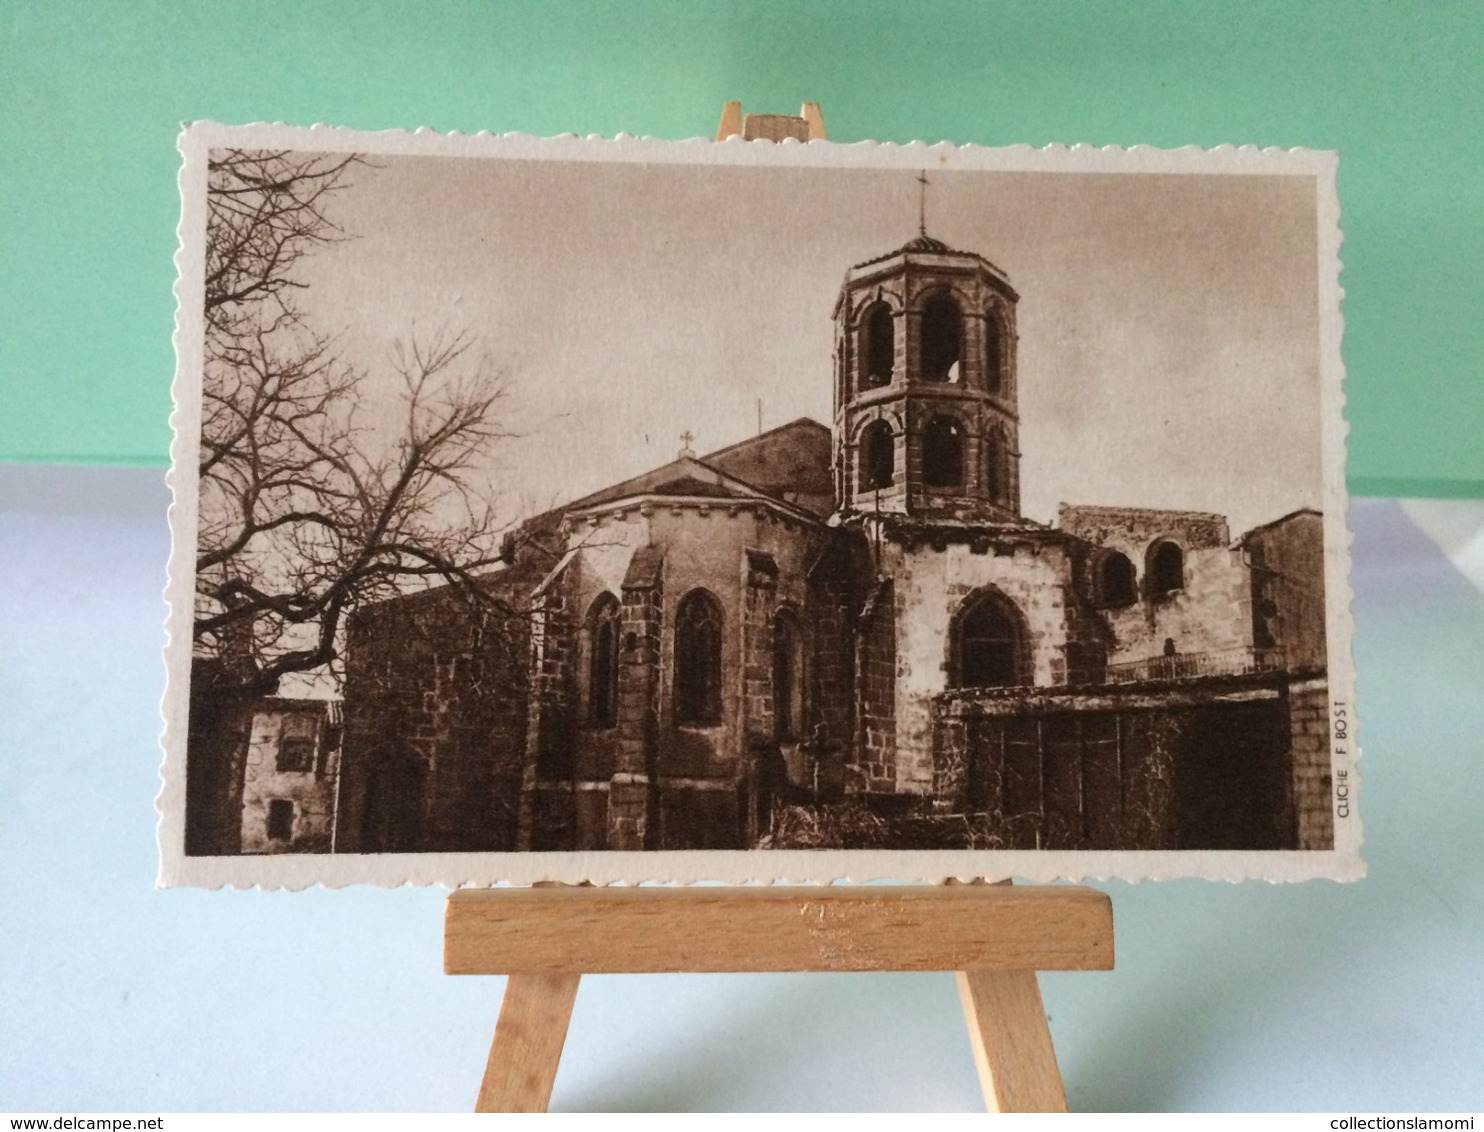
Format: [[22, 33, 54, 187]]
[[858, 419, 895, 492], [859, 301, 895, 391], [922, 414, 964, 488], [920, 294, 963, 382]]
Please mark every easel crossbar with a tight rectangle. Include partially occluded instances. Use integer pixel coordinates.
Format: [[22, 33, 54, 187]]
[[444, 885, 1112, 975]]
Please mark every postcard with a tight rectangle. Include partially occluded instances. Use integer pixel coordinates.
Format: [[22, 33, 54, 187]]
[[160, 123, 1359, 886]]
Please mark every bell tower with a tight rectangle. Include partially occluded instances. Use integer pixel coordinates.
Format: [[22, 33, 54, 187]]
[[831, 233, 1023, 524]]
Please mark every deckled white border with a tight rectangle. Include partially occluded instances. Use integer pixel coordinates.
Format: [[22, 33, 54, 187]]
[[160, 122, 1360, 888]]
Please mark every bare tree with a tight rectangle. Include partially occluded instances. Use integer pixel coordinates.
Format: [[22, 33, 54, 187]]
[[193, 149, 508, 702]]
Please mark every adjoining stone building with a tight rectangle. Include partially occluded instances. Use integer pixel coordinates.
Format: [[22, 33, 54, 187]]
[[184, 681, 342, 856], [335, 231, 1332, 855], [238, 698, 341, 854]]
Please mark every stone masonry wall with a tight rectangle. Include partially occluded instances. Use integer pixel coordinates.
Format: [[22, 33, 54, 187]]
[[1287, 676, 1334, 849], [530, 585, 576, 778], [611, 549, 663, 850], [886, 533, 1074, 793], [340, 577, 533, 853], [1245, 511, 1327, 672], [1101, 544, 1254, 666], [1057, 505, 1253, 667], [807, 530, 869, 794], [518, 571, 582, 850], [855, 578, 897, 792], [741, 552, 779, 743]]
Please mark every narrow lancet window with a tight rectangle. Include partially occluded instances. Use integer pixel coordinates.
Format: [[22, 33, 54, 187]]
[[675, 590, 723, 724], [588, 594, 621, 727], [984, 429, 1010, 506], [985, 312, 1003, 393]]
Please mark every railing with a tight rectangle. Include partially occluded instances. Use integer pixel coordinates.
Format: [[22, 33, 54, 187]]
[[1104, 646, 1284, 684]]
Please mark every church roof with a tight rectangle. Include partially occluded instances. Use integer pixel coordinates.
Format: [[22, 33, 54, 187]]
[[697, 418, 834, 516], [852, 233, 963, 269], [1236, 508, 1323, 547], [554, 418, 834, 521], [649, 474, 751, 500], [488, 419, 832, 570], [836, 232, 1020, 302]]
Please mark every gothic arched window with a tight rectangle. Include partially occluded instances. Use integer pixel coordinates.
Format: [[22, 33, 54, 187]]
[[923, 415, 964, 488], [920, 294, 962, 381], [587, 593, 621, 727], [861, 302, 894, 389], [1147, 540, 1185, 598], [1096, 552, 1137, 608], [675, 589, 723, 725], [952, 590, 1028, 688], [859, 420, 895, 491], [984, 311, 1004, 394], [772, 608, 805, 742], [984, 429, 1010, 506]]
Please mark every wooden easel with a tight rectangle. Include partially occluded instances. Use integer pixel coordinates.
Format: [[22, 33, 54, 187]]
[[444, 883, 1114, 1112]]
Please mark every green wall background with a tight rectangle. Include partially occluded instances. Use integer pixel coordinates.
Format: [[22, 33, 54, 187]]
[[3, 0, 1479, 496]]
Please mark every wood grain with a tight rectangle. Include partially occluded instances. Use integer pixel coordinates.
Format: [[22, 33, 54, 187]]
[[475, 973, 581, 1113], [445, 885, 1112, 975], [714, 101, 741, 141], [957, 967, 1068, 1112]]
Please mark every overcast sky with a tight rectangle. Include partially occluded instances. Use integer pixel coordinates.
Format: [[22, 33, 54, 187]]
[[289, 143, 1323, 536]]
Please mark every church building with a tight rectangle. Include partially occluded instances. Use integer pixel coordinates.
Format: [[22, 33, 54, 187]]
[[334, 231, 1332, 856]]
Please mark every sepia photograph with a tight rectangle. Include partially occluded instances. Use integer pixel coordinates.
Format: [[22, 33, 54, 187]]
[[160, 125, 1356, 885]]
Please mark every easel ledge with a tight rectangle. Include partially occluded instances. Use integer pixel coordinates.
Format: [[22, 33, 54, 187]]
[[444, 884, 1113, 1112]]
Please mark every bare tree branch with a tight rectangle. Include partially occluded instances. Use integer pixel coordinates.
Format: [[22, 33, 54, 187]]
[[194, 149, 512, 702]]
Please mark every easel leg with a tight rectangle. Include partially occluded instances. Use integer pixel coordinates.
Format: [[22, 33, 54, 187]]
[[476, 973, 581, 1112], [956, 968, 1068, 1113]]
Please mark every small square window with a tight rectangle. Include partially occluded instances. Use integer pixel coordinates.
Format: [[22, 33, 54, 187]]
[[276, 714, 318, 772]]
